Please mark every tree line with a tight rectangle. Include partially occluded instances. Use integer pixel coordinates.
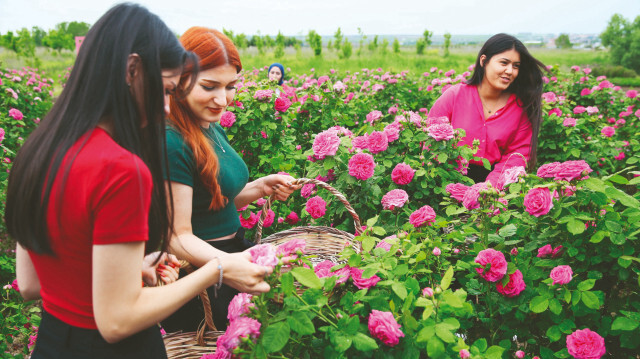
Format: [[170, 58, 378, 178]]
[[0, 22, 91, 57]]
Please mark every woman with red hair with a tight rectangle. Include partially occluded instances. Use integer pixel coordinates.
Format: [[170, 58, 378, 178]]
[[162, 27, 298, 332]]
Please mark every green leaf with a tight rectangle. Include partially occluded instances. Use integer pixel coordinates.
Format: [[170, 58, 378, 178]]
[[392, 282, 408, 300], [441, 266, 454, 291], [581, 291, 600, 309], [441, 291, 463, 308], [473, 338, 488, 352], [567, 219, 586, 235], [287, 311, 315, 335], [577, 279, 596, 292], [323, 157, 336, 170], [353, 332, 378, 351], [498, 224, 517, 237], [611, 317, 640, 331], [427, 337, 445, 357], [583, 178, 606, 193], [605, 220, 623, 233], [291, 267, 322, 289], [281, 271, 294, 295], [330, 332, 352, 352], [547, 325, 562, 342], [362, 236, 376, 252], [417, 325, 435, 343], [261, 321, 290, 353], [549, 298, 563, 315], [435, 323, 456, 343], [485, 345, 506, 359], [437, 153, 448, 164], [590, 231, 608, 243], [530, 296, 549, 313], [366, 215, 379, 228]]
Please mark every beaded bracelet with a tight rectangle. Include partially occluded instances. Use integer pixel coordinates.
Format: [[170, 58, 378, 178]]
[[213, 256, 223, 298]]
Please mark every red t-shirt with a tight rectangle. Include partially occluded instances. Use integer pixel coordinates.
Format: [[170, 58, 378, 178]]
[[29, 127, 152, 329]]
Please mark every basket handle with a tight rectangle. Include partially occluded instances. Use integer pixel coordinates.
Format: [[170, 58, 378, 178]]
[[254, 177, 363, 243], [180, 261, 218, 345]]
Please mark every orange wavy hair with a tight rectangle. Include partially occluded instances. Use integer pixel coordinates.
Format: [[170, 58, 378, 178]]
[[169, 27, 242, 210]]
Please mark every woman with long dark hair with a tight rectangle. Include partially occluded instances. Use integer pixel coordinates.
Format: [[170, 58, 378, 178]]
[[7, 4, 271, 358], [160, 27, 299, 332], [429, 33, 547, 184]]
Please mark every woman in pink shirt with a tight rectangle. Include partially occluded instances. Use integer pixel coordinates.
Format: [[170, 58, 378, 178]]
[[429, 33, 547, 185]]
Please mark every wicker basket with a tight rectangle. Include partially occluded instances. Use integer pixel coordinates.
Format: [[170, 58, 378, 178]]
[[254, 177, 363, 264], [161, 261, 224, 359]]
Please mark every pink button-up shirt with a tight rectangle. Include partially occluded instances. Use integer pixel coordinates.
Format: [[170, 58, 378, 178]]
[[429, 83, 532, 184]]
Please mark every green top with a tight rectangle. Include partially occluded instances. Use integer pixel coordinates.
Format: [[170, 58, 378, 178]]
[[164, 123, 249, 239]]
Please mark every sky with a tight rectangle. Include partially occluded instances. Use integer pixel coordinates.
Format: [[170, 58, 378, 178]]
[[1, 0, 639, 37]]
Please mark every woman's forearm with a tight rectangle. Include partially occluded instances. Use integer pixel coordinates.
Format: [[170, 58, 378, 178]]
[[234, 178, 265, 209], [15, 244, 41, 301], [168, 232, 228, 267]]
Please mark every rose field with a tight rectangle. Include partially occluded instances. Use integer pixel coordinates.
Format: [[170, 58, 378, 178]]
[[2, 62, 640, 359]]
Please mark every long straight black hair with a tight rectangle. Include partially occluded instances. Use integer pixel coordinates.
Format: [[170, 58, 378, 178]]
[[467, 33, 547, 172], [5, 3, 197, 255]]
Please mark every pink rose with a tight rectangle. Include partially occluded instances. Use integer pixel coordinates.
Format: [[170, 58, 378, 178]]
[[524, 187, 554, 217], [256, 198, 267, 207], [475, 248, 507, 282], [285, 211, 300, 225], [580, 88, 592, 96], [515, 350, 525, 359], [462, 182, 488, 210], [383, 123, 400, 142], [614, 152, 625, 161], [376, 239, 392, 251], [348, 153, 376, 180], [276, 238, 306, 257], [537, 244, 553, 258], [8, 108, 23, 120], [573, 106, 587, 114], [301, 183, 316, 198], [368, 310, 405, 347], [563, 117, 576, 127], [409, 205, 436, 228], [536, 162, 560, 178], [239, 212, 259, 229], [496, 166, 526, 189], [446, 183, 469, 202], [314, 261, 350, 284], [365, 110, 383, 123], [427, 123, 455, 141], [510, 248, 519, 256], [586, 106, 599, 115], [459, 349, 471, 359], [554, 160, 592, 182], [351, 135, 369, 150], [626, 90, 638, 99], [566, 328, 606, 359], [313, 130, 341, 159], [215, 317, 261, 354], [0, 128, 5, 144], [305, 196, 327, 219], [262, 209, 275, 228], [249, 244, 278, 267], [549, 108, 562, 117], [367, 131, 389, 154], [227, 293, 254, 322], [550, 265, 573, 285], [351, 267, 381, 289], [432, 247, 441, 256], [601, 126, 615, 137], [11, 279, 19, 292], [422, 287, 434, 297], [381, 189, 409, 210], [552, 245, 564, 258], [496, 269, 526, 297], [253, 89, 274, 101], [391, 163, 415, 185], [220, 111, 236, 128], [274, 97, 292, 112]]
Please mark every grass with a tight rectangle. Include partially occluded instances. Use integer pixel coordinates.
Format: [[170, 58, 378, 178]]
[[0, 45, 625, 87]]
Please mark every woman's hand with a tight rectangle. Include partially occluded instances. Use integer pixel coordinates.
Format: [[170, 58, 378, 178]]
[[261, 174, 301, 201], [142, 252, 181, 286], [218, 252, 272, 294]]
